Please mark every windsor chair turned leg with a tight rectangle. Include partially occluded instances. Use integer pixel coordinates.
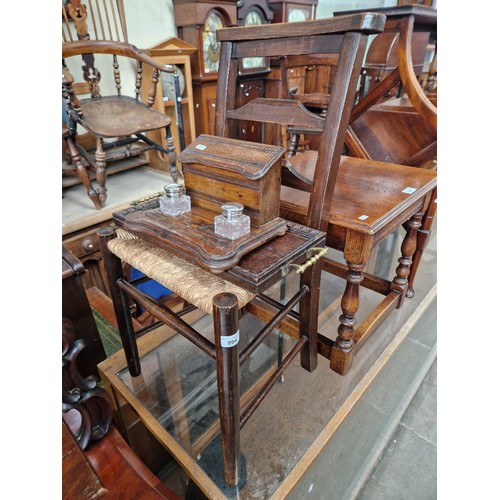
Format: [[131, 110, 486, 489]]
[[94, 138, 108, 207], [63, 128, 102, 210]]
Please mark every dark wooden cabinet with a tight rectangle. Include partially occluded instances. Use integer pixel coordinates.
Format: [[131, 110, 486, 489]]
[[192, 80, 218, 136], [234, 77, 267, 142], [62, 245, 107, 380], [63, 221, 114, 296]]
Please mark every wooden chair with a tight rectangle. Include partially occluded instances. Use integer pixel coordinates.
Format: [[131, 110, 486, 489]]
[[214, 14, 437, 375], [62, 0, 182, 208], [62, 39, 180, 208], [283, 5, 437, 161], [357, 30, 430, 102], [342, 5, 437, 152], [98, 218, 326, 488]]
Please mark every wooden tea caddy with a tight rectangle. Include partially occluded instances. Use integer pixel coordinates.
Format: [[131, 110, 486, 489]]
[[113, 134, 288, 272]]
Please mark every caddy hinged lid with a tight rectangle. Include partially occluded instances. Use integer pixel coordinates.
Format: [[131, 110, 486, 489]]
[[177, 134, 285, 180]]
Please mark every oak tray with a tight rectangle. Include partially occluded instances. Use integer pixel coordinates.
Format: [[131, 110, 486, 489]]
[[113, 198, 288, 273]]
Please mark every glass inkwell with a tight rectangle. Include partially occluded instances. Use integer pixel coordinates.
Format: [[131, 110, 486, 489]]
[[159, 183, 191, 216], [214, 202, 251, 240]]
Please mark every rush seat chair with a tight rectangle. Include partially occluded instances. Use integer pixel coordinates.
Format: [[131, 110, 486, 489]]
[[96, 14, 387, 489]]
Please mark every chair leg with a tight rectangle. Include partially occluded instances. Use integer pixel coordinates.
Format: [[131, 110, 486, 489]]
[[164, 125, 179, 183], [299, 261, 320, 372], [390, 208, 425, 306], [64, 133, 102, 210], [213, 292, 241, 487], [407, 189, 437, 298], [95, 137, 108, 207], [97, 227, 141, 376]]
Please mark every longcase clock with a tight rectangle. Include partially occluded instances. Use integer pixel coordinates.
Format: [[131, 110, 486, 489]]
[[173, 0, 238, 136], [263, 0, 317, 145], [142, 37, 197, 160], [234, 0, 274, 142], [268, 0, 317, 23]]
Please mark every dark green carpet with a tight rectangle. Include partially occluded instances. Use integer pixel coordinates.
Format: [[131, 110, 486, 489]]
[[92, 308, 122, 357]]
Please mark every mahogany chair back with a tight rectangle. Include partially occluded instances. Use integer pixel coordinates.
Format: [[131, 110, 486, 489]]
[[357, 30, 430, 102], [304, 6, 438, 171]]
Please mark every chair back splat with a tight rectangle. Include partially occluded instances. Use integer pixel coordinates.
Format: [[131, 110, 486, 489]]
[[214, 14, 386, 234]]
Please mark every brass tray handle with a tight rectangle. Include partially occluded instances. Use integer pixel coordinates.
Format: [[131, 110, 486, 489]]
[[287, 247, 328, 274]]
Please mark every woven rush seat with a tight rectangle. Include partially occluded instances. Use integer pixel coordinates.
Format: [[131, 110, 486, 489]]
[[108, 229, 256, 314]]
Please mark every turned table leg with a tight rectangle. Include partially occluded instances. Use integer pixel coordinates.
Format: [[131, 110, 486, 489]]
[[391, 208, 424, 306], [213, 293, 241, 487], [331, 231, 372, 375], [407, 189, 437, 297], [331, 261, 365, 375]]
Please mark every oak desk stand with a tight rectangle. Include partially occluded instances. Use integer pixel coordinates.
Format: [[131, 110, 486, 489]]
[[98, 217, 325, 488]]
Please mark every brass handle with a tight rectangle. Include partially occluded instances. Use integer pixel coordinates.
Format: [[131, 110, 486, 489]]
[[287, 247, 328, 274]]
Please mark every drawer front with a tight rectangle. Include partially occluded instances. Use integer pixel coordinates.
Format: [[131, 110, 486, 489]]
[[64, 231, 101, 260]]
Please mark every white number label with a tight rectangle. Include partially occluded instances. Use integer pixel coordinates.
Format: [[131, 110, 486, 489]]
[[221, 330, 240, 348]]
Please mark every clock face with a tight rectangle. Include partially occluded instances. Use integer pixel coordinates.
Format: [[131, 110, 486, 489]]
[[244, 9, 264, 26], [242, 9, 265, 70], [202, 11, 224, 73], [287, 7, 309, 22]]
